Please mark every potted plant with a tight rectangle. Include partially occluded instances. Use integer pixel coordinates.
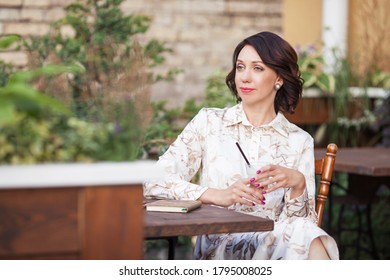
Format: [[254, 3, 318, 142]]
[[285, 45, 336, 125]]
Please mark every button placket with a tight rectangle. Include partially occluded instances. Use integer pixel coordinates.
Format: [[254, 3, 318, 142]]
[[248, 127, 261, 163]]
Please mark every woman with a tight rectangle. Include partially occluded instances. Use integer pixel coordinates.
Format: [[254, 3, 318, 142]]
[[144, 31, 339, 260]]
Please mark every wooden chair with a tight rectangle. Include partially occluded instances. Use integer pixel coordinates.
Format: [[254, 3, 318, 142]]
[[315, 143, 338, 227]]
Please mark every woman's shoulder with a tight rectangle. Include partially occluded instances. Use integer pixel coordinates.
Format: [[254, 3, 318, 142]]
[[198, 106, 231, 114], [196, 105, 237, 120], [187, 107, 231, 129], [278, 113, 313, 141]]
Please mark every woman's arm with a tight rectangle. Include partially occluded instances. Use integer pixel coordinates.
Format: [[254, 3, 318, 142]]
[[260, 135, 317, 222], [143, 109, 208, 200]]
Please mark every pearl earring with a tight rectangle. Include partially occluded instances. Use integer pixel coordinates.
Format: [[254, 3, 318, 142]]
[[274, 83, 281, 90]]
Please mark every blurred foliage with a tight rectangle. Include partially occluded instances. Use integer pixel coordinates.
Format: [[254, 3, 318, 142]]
[[370, 70, 390, 89], [0, 35, 19, 87], [297, 45, 336, 94], [23, 0, 164, 117], [297, 44, 390, 95], [327, 56, 381, 147], [0, 116, 106, 164], [0, 35, 81, 126], [0, 0, 175, 164], [203, 70, 235, 108], [295, 44, 388, 148], [144, 71, 234, 157]]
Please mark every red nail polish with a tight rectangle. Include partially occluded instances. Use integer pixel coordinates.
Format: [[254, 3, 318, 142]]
[[262, 191, 266, 194], [250, 178, 255, 182], [261, 201, 266, 205], [252, 203, 255, 206], [254, 183, 260, 187], [256, 170, 261, 174]]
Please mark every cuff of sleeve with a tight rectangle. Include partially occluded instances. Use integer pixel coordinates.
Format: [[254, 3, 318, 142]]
[[283, 187, 309, 216], [189, 185, 208, 200]]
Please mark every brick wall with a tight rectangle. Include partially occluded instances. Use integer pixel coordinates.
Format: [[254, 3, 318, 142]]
[[0, 0, 72, 66], [0, 0, 283, 106]]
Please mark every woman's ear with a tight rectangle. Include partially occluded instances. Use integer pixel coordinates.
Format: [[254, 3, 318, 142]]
[[274, 77, 283, 91], [276, 76, 283, 86]]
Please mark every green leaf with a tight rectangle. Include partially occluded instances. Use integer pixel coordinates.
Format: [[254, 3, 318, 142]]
[[0, 83, 71, 115], [317, 74, 336, 94], [8, 64, 84, 84], [0, 101, 16, 125], [302, 73, 316, 88], [0, 35, 20, 49]]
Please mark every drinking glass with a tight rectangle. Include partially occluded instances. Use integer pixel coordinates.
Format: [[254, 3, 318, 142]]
[[246, 161, 285, 206], [245, 161, 271, 181]]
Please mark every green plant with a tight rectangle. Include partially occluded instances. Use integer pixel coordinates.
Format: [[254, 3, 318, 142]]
[[0, 35, 19, 87], [203, 70, 235, 108], [0, 35, 117, 163], [23, 0, 168, 116], [3, 0, 178, 163], [368, 69, 390, 89], [297, 45, 336, 94], [0, 35, 82, 126], [0, 0, 177, 164], [327, 56, 380, 147], [144, 71, 234, 157]]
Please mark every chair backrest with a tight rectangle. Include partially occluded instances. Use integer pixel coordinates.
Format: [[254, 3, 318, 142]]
[[315, 143, 338, 227]]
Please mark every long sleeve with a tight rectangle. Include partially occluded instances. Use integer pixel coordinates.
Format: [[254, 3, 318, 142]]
[[143, 108, 209, 200], [279, 135, 318, 223]]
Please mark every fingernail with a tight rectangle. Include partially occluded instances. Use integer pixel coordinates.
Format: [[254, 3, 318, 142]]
[[262, 191, 266, 194], [260, 186, 264, 189], [254, 183, 260, 187], [256, 170, 261, 174], [252, 203, 255, 206], [261, 201, 266, 205], [250, 178, 255, 182]]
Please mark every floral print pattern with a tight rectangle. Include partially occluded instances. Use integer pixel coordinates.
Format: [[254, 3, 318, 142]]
[[144, 103, 339, 259]]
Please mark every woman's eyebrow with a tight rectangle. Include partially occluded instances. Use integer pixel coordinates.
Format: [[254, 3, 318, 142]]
[[236, 59, 264, 64]]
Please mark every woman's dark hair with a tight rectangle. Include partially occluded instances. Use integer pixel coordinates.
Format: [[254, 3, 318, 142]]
[[226, 31, 303, 114]]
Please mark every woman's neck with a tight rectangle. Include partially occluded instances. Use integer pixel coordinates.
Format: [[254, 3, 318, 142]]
[[242, 103, 277, 127]]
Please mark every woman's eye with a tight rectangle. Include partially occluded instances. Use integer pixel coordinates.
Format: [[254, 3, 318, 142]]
[[236, 64, 244, 71], [254, 66, 263, 71]]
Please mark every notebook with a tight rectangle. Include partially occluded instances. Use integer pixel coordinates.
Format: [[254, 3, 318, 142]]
[[145, 199, 202, 213]]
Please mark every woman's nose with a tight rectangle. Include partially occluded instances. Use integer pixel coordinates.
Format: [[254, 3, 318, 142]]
[[240, 69, 251, 82]]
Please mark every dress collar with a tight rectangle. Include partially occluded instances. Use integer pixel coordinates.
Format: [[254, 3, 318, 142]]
[[223, 103, 290, 138]]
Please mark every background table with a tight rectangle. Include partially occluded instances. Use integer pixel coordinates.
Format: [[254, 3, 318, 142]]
[[315, 147, 390, 197], [315, 147, 390, 176], [315, 147, 390, 259]]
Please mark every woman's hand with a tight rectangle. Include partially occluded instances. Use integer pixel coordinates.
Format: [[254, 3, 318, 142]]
[[254, 164, 306, 199], [199, 178, 266, 207]]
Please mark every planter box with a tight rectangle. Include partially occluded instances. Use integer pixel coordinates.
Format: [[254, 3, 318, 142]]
[[286, 87, 389, 125], [0, 161, 161, 260], [286, 95, 331, 125]]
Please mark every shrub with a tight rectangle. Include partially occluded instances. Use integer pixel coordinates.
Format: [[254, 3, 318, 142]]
[[0, 0, 175, 163]]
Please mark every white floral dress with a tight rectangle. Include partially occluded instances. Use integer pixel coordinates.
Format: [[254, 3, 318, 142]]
[[144, 103, 339, 260]]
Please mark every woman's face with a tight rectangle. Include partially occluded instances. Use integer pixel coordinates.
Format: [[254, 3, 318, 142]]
[[234, 44, 281, 107]]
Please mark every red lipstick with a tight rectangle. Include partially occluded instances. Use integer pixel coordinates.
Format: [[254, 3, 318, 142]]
[[239, 87, 255, 93]]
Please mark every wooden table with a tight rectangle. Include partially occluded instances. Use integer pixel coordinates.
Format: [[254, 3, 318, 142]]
[[0, 161, 161, 260], [315, 147, 390, 177], [144, 203, 274, 259], [144, 204, 274, 238], [315, 147, 390, 197], [315, 147, 390, 259]]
